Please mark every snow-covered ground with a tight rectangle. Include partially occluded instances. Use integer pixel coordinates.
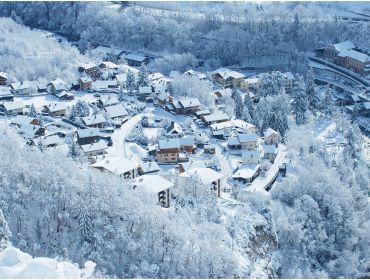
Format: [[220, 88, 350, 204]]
[[0, 246, 95, 279]]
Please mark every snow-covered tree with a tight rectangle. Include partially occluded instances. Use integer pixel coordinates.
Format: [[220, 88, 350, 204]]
[[232, 89, 243, 119], [291, 76, 308, 125], [69, 100, 90, 123], [0, 209, 11, 250], [29, 103, 43, 126], [125, 70, 136, 94], [79, 206, 93, 243], [137, 66, 149, 87], [305, 67, 319, 111]]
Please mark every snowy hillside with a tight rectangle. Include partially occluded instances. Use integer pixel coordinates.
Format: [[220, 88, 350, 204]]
[[0, 246, 95, 278]]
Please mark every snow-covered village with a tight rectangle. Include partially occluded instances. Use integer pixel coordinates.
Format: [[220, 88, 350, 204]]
[[0, 1, 369, 279]]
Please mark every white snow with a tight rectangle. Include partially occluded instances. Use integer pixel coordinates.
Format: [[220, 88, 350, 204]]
[[0, 246, 95, 279]]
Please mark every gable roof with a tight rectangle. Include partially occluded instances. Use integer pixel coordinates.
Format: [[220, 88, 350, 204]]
[[133, 175, 173, 193], [262, 144, 277, 154], [238, 133, 258, 143], [203, 111, 230, 123], [44, 102, 68, 112], [81, 141, 108, 153], [104, 103, 128, 119], [11, 115, 37, 126], [3, 100, 25, 111], [139, 161, 160, 174], [82, 114, 106, 126], [90, 157, 139, 176], [79, 76, 93, 83], [99, 95, 119, 107], [166, 121, 183, 134], [181, 167, 223, 185], [232, 164, 260, 180], [212, 68, 245, 80], [338, 49, 370, 63], [138, 86, 153, 95], [37, 135, 62, 147], [77, 128, 101, 138], [178, 97, 201, 108], [332, 41, 355, 52], [123, 53, 146, 62], [264, 127, 279, 138], [242, 150, 261, 159], [158, 138, 180, 149]]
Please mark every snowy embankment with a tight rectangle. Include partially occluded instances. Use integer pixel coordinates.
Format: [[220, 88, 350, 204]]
[[0, 246, 95, 278]]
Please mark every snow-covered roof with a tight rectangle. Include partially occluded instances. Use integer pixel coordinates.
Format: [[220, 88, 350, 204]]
[[11, 115, 37, 126], [138, 86, 153, 95], [0, 72, 8, 79], [49, 79, 67, 91], [157, 92, 168, 101], [37, 135, 62, 147], [264, 127, 279, 138], [181, 167, 223, 185], [195, 109, 211, 116], [99, 95, 119, 107], [210, 119, 255, 131], [232, 164, 260, 180], [79, 62, 98, 70], [2, 100, 25, 111], [364, 102, 370, 110], [179, 136, 195, 146], [77, 128, 101, 138], [10, 81, 32, 90], [238, 133, 258, 143], [81, 141, 108, 153], [158, 138, 180, 149], [166, 121, 183, 134], [179, 160, 206, 172], [79, 76, 93, 83], [0, 87, 12, 97], [283, 72, 295, 80], [212, 68, 245, 80], [90, 157, 139, 176], [99, 61, 119, 69], [44, 102, 68, 112], [244, 77, 260, 84], [203, 111, 230, 123], [178, 97, 201, 108], [115, 73, 127, 83], [332, 41, 355, 52], [82, 114, 106, 126], [338, 49, 370, 63], [104, 103, 128, 119], [123, 53, 146, 62], [139, 161, 160, 174], [148, 72, 164, 81], [133, 175, 173, 193], [92, 80, 118, 90], [18, 124, 42, 138]]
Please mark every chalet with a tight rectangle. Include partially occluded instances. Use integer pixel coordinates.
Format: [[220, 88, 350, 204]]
[[137, 86, 154, 101], [11, 115, 39, 127], [232, 164, 260, 184], [156, 92, 169, 107], [228, 133, 258, 151], [240, 77, 260, 92], [166, 121, 183, 136], [48, 79, 68, 95], [148, 72, 164, 82], [81, 141, 108, 157], [36, 81, 48, 93], [78, 63, 100, 80], [202, 111, 230, 125], [99, 61, 119, 71], [262, 145, 277, 163], [98, 95, 119, 108], [132, 175, 173, 208], [18, 124, 45, 139], [54, 90, 74, 100], [82, 114, 106, 128], [123, 53, 149, 67], [242, 150, 261, 164], [0, 87, 13, 101], [10, 81, 33, 95], [264, 128, 280, 145], [181, 167, 223, 197], [43, 102, 68, 117], [34, 135, 63, 149], [282, 72, 295, 94], [104, 103, 128, 119], [92, 80, 119, 92], [0, 72, 8, 85], [138, 160, 160, 175], [171, 97, 201, 114], [210, 119, 257, 139], [1, 100, 25, 115], [77, 128, 101, 145], [195, 109, 211, 118], [211, 68, 245, 87], [156, 137, 195, 163], [204, 144, 216, 154], [79, 76, 93, 90], [90, 157, 139, 179]]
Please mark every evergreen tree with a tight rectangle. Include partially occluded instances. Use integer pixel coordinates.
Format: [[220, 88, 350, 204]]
[[137, 66, 149, 87], [306, 68, 319, 111], [0, 209, 11, 250], [69, 100, 90, 122], [126, 70, 136, 94], [292, 76, 308, 125], [79, 206, 93, 243], [232, 88, 243, 119], [29, 103, 43, 126]]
